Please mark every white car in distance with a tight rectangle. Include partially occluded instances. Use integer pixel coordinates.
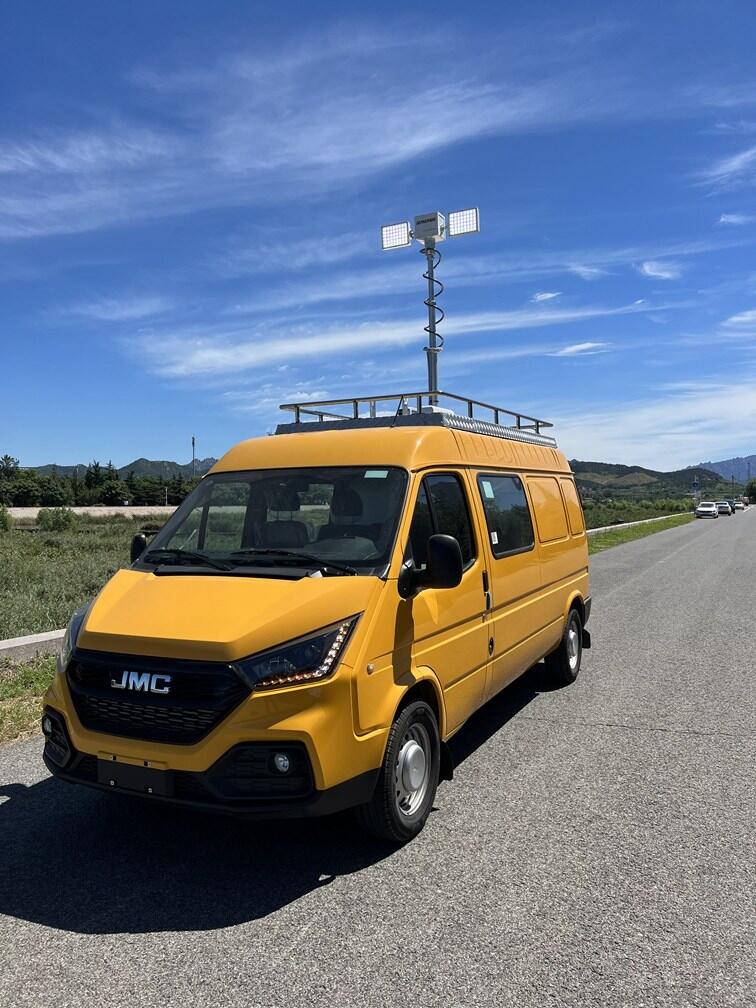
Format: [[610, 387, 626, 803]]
[[695, 501, 719, 519]]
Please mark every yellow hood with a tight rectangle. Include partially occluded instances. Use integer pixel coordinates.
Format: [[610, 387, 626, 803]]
[[77, 568, 380, 662]]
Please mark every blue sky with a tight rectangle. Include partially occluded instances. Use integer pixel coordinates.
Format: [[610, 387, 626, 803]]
[[2, 1, 756, 470]]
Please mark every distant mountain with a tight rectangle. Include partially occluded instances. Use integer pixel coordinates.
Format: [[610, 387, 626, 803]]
[[30, 457, 218, 479], [118, 457, 218, 479], [695, 454, 756, 484], [570, 460, 724, 499]]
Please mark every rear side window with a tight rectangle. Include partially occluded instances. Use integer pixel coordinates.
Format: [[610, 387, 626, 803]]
[[527, 476, 569, 543], [477, 474, 535, 557], [408, 473, 476, 568], [560, 478, 585, 535]]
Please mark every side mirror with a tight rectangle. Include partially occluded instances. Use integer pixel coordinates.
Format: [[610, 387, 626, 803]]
[[397, 534, 464, 599], [130, 533, 148, 563]]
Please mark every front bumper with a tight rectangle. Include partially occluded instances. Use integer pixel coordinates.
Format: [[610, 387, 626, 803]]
[[42, 706, 378, 819]]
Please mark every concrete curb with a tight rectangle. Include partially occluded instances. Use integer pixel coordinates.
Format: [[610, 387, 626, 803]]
[[0, 629, 65, 663], [587, 512, 692, 536]]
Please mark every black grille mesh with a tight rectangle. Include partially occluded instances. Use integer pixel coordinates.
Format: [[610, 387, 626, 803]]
[[68, 651, 249, 745]]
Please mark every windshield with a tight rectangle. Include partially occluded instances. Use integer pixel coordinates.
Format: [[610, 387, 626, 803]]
[[144, 466, 408, 575]]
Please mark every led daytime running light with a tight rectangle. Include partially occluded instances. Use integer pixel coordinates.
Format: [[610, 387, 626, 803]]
[[238, 617, 359, 692], [256, 620, 352, 689]]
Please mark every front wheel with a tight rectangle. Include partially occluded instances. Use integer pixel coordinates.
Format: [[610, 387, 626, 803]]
[[355, 700, 440, 844], [545, 608, 583, 686]]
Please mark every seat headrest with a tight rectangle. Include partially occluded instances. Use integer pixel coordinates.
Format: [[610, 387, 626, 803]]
[[332, 485, 363, 518], [268, 485, 300, 512]]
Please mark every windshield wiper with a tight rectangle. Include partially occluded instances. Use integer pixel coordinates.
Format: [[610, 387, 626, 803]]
[[228, 548, 357, 576], [142, 548, 233, 572]]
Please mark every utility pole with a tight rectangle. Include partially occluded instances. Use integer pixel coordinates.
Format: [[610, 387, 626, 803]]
[[192, 436, 196, 477]]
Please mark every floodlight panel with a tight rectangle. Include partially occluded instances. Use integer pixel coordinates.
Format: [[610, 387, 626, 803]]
[[448, 207, 480, 237], [381, 221, 412, 250]]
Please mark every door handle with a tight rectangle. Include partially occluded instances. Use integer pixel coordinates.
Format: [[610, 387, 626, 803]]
[[482, 570, 492, 611]]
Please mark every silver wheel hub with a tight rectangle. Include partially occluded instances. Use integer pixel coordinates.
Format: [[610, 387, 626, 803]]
[[567, 624, 580, 670], [394, 724, 431, 817], [399, 740, 426, 792]]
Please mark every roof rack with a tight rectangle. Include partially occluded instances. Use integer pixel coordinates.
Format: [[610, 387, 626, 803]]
[[276, 390, 557, 447]]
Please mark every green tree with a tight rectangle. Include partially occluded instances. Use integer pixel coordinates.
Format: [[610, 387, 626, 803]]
[[84, 460, 103, 489], [0, 455, 20, 478], [101, 480, 126, 505], [38, 476, 71, 507], [10, 473, 41, 506], [746, 478, 756, 504]]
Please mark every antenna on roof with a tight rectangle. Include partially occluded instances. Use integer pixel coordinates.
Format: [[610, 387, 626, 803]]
[[380, 208, 480, 402]]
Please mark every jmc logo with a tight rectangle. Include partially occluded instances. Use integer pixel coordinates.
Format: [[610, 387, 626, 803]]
[[110, 670, 172, 694]]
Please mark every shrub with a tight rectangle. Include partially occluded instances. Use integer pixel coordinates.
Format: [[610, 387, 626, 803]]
[[0, 505, 11, 532], [38, 507, 77, 531]]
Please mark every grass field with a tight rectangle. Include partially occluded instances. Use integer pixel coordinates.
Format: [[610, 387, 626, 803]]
[[588, 512, 694, 553], [0, 515, 146, 639], [0, 654, 56, 744]]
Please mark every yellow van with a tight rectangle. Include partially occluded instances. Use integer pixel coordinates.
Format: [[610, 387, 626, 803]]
[[42, 391, 590, 843]]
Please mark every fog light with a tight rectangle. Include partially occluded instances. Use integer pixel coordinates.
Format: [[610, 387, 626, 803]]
[[42, 715, 54, 737], [273, 752, 291, 774]]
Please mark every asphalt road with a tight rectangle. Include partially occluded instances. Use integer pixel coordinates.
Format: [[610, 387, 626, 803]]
[[1, 512, 754, 1007]]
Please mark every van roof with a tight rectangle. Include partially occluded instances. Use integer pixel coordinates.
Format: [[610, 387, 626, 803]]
[[213, 423, 572, 476]]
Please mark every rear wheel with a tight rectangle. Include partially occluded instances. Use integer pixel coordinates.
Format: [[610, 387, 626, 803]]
[[545, 608, 583, 686], [356, 700, 440, 844]]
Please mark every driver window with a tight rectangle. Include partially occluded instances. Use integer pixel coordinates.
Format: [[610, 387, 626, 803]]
[[407, 473, 476, 569]]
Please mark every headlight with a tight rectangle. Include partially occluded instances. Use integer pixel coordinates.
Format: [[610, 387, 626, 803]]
[[234, 616, 360, 690], [57, 604, 90, 673]]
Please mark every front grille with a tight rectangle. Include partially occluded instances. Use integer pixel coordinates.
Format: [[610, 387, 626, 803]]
[[67, 650, 250, 745]]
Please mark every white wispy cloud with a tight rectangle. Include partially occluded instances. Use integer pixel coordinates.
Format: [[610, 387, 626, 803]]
[[0, 127, 174, 175], [717, 212, 755, 225], [722, 307, 756, 329], [133, 300, 653, 378], [217, 231, 370, 277], [65, 295, 174, 321], [223, 237, 723, 317], [530, 291, 561, 302], [700, 145, 756, 187], [638, 260, 683, 280], [7, 26, 754, 242], [557, 377, 756, 469], [0, 28, 612, 241], [551, 341, 609, 356], [568, 264, 608, 280]]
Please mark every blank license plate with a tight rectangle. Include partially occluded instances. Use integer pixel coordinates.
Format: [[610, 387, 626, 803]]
[[97, 759, 174, 797]]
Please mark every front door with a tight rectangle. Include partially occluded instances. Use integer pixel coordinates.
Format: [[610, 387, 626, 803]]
[[403, 472, 491, 733]]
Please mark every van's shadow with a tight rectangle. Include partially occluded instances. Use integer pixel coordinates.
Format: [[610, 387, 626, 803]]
[[0, 663, 558, 935]]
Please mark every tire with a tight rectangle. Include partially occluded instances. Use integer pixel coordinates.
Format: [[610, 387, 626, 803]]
[[544, 607, 583, 686], [355, 700, 440, 844]]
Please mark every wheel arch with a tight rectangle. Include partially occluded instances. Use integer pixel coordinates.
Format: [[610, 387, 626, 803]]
[[565, 591, 585, 626], [395, 668, 446, 740]]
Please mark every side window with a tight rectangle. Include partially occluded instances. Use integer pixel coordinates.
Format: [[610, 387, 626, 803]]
[[560, 478, 585, 535], [477, 474, 535, 557], [407, 474, 476, 570], [527, 476, 569, 543]]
